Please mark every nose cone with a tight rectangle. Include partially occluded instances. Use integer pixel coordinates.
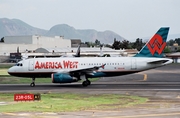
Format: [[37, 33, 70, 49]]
[[8, 67, 14, 75]]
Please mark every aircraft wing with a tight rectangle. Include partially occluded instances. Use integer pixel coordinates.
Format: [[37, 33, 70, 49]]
[[53, 64, 105, 75]]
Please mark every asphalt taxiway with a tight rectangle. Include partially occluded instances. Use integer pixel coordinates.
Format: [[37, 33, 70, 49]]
[[1, 63, 180, 118]]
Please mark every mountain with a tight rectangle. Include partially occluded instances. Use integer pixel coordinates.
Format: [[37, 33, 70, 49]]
[[0, 18, 125, 44], [0, 18, 47, 37], [46, 24, 125, 43]]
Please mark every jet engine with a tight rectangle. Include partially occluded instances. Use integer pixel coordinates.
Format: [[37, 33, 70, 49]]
[[51, 73, 77, 83]]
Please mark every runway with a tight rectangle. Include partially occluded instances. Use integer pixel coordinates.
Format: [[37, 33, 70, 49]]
[[1, 64, 180, 118], [1, 82, 180, 92]]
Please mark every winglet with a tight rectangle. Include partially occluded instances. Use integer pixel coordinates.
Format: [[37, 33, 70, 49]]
[[134, 27, 169, 58]]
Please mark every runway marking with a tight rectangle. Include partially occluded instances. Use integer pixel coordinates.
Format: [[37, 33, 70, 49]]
[[3, 112, 17, 116], [143, 74, 147, 81], [105, 112, 180, 118], [137, 74, 147, 81]]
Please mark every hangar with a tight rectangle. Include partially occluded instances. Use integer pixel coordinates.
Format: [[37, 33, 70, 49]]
[[4, 35, 71, 47], [0, 35, 71, 55]]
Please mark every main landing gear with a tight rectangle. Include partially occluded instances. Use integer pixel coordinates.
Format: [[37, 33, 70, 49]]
[[80, 75, 91, 87], [82, 80, 91, 87], [30, 77, 35, 87]]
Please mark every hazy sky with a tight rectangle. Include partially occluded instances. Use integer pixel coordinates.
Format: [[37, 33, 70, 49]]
[[0, 0, 180, 40]]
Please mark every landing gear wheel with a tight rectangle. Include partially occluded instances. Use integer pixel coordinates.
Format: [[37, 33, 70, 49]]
[[30, 77, 36, 87], [87, 80, 91, 85], [30, 82, 35, 87], [82, 81, 89, 87]]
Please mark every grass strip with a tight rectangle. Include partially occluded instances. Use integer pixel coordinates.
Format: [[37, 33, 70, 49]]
[[0, 93, 147, 112], [0, 68, 9, 75], [0, 63, 14, 68]]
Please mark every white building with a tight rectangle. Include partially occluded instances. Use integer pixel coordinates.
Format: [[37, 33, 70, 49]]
[[0, 35, 71, 55]]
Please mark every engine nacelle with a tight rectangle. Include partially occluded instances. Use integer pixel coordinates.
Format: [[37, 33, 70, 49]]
[[52, 73, 77, 83]]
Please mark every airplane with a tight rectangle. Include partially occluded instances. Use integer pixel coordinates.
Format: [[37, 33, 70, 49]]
[[61, 44, 81, 57], [74, 44, 81, 57], [21, 44, 81, 59], [100, 45, 104, 57], [8, 27, 173, 87]]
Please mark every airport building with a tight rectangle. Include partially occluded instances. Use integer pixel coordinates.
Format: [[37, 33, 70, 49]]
[[0, 35, 138, 62], [34, 47, 127, 57], [0, 35, 71, 55], [166, 52, 180, 63]]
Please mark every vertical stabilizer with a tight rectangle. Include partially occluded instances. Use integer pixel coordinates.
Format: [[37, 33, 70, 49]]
[[74, 44, 81, 57], [134, 27, 169, 58]]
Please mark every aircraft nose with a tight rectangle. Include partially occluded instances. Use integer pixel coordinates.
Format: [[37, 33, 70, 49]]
[[8, 67, 14, 75]]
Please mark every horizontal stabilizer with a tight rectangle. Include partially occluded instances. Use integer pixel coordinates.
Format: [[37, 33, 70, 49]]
[[147, 60, 169, 64]]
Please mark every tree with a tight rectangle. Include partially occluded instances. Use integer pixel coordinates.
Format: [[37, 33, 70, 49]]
[[167, 39, 175, 46], [131, 38, 145, 51], [112, 38, 120, 50], [105, 44, 112, 48], [175, 38, 180, 45], [177, 46, 180, 52], [85, 42, 91, 47], [0, 37, 4, 42], [164, 47, 171, 53], [121, 40, 130, 49], [95, 39, 101, 45]]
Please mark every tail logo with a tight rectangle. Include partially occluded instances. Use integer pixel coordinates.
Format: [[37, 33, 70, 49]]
[[147, 34, 166, 55]]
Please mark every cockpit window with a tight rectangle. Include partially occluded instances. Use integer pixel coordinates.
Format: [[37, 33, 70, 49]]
[[15, 63, 23, 66]]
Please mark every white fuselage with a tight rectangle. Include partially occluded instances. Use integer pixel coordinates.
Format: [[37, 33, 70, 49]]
[[8, 57, 172, 78]]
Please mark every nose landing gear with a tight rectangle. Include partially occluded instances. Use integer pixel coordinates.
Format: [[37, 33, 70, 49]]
[[30, 77, 35, 87]]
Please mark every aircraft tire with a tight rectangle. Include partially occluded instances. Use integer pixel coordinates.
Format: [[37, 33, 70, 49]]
[[82, 81, 88, 87], [87, 80, 91, 85], [30, 82, 35, 87]]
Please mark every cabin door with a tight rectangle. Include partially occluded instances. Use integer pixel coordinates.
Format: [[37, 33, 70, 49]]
[[131, 59, 137, 70], [29, 60, 34, 71]]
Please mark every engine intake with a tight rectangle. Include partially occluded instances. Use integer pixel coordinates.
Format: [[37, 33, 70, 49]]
[[52, 73, 77, 83]]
